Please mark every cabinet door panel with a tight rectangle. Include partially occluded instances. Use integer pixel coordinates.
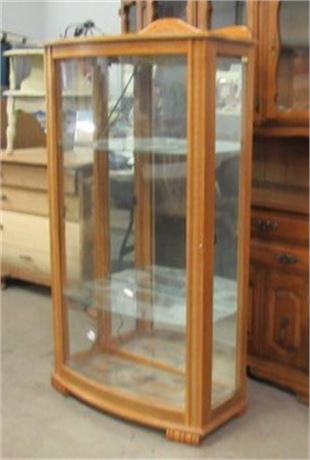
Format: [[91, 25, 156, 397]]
[[262, 270, 308, 371]]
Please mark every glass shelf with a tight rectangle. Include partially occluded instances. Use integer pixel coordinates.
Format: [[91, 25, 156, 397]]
[[65, 264, 237, 409], [62, 137, 240, 162], [65, 265, 237, 326]]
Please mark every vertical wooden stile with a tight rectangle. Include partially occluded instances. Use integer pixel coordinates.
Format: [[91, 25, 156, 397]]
[[92, 60, 112, 344], [45, 48, 69, 367], [186, 38, 216, 428], [134, 63, 154, 332]]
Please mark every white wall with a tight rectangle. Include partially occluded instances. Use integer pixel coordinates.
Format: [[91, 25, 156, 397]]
[[2, 1, 47, 42], [2, 0, 121, 44], [44, 1, 121, 41]]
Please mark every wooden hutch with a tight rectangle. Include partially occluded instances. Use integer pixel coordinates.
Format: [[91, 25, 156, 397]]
[[120, 0, 309, 403]]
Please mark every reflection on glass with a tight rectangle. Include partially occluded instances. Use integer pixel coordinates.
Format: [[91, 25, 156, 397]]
[[211, 1, 246, 29], [154, 1, 187, 21], [277, 1, 309, 110], [59, 55, 187, 408], [127, 3, 137, 32], [212, 57, 244, 407]]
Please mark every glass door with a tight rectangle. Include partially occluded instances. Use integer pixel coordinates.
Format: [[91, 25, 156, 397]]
[[197, 0, 249, 31], [121, 1, 138, 32], [210, 1, 247, 29], [153, 1, 187, 21], [276, 1, 309, 112], [58, 54, 188, 409], [264, 0, 309, 123]]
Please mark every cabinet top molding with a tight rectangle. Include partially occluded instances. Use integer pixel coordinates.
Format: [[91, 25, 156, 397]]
[[45, 19, 253, 49]]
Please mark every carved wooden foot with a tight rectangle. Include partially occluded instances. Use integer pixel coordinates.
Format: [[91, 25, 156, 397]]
[[51, 375, 70, 397], [166, 428, 201, 445]]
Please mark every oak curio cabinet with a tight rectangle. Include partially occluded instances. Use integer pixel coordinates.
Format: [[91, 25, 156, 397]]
[[46, 20, 255, 444]]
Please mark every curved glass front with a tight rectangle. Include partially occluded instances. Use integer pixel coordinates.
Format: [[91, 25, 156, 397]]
[[58, 55, 187, 409], [212, 56, 245, 408]]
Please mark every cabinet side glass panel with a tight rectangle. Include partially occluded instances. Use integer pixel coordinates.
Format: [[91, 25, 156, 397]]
[[58, 55, 187, 409], [211, 56, 244, 408], [277, 1, 309, 111], [127, 3, 137, 32], [154, 1, 187, 21], [210, 1, 246, 29]]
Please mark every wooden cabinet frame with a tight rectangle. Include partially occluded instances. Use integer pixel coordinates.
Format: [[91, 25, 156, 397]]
[[46, 20, 254, 444]]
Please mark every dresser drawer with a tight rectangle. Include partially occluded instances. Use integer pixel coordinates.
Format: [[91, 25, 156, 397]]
[[1, 210, 81, 258], [251, 209, 308, 246], [1, 163, 47, 190], [2, 243, 82, 281], [1, 163, 76, 194], [1, 186, 48, 216], [1, 210, 50, 251], [1, 211, 83, 281], [1, 186, 80, 220], [2, 244, 51, 275], [251, 240, 308, 274]]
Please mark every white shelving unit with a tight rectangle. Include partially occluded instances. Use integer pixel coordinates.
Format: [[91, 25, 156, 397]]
[[3, 48, 45, 153]]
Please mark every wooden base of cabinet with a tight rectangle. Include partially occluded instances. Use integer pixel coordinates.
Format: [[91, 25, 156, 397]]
[[248, 355, 309, 405], [165, 429, 201, 445], [51, 369, 246, 445], [51, 374, 70, 397]]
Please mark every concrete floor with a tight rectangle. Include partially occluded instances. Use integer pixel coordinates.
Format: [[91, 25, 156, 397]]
[[1, 282, 309, 459]]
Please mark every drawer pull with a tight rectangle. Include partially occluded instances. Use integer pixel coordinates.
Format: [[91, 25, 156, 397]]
[[254, 219, 278, 233], [275, 253, 297, 265], [1, 194, 8, 201], [19, 254, 33, 262]]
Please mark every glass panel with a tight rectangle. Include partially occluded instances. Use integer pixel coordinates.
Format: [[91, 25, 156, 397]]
[[59, 55, 187, 409], [127, 3, 137, 32], [211, 1, 246, 29], [154, 1, 187, 21], [212, 56, 244, 407], [277, 1, 309, 110]]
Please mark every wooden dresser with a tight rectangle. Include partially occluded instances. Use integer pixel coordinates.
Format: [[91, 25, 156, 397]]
[[1, 148, 93, 287], [248, 137, 309, 403]]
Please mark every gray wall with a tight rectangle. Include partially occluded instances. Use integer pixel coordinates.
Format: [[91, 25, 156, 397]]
[[44, 1, 121, 40], [2, 0, 121, 43], [2, 1, 47, 42]]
